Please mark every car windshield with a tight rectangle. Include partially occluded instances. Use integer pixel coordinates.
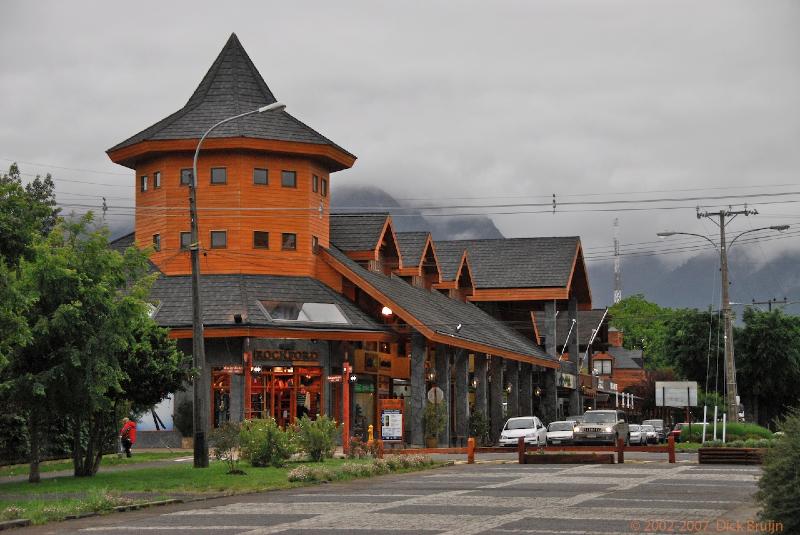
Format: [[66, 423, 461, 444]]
[[629, 425, 640, 431], [548, 422, 573, 432], [643, 420, 663, 428], [506, 418, 535, 430], [642, 425, 655, 432], [583, 412, 617, 423]]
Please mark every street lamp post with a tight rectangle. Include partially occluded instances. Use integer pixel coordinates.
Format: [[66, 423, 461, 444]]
[[189, 102, 286, 468], [657, 221, 789, 420]]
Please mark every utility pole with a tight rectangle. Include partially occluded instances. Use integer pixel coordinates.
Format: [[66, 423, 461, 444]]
[[751, 297, 788, 312], [696, 206, 757, 420], [613, 218, 622, 304]]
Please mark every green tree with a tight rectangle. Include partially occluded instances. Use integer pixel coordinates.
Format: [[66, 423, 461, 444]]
[[608, 294, 673, 369], [664, 307, 724, 384], [0, 163, 60, 266], [3, 215, 188, 480], [736, 307, 800, 428]]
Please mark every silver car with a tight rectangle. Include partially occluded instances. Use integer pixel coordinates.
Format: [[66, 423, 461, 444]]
[[641, 424, 658, 444], [629, 424, 646, 445], [573, 410, 630, 445]]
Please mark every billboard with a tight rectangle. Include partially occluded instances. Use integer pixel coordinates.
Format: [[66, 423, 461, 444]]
[[655, 381, 698, 407]]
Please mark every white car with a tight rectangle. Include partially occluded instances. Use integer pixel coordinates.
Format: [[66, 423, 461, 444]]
[[499, 416, 547, 446], [629, 424, 646, 445], [641, 424, 658, 444], [546, 420, 576, 445]]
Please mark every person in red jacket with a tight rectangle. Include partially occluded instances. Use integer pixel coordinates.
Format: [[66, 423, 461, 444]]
[[119, 417, 137, 458]]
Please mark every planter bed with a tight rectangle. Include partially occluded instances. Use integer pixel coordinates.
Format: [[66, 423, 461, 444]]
[[698, 447, 766, 465], [522, 452, 615, 464]]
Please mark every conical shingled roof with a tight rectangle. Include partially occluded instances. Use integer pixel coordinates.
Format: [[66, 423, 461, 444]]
[[107, 34, 354, 159]]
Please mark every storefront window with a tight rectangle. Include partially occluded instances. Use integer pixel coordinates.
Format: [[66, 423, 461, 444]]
[[247, 366, 323, 427]]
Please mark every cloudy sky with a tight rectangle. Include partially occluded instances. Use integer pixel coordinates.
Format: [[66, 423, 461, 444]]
[[1, 1, 799, 266]]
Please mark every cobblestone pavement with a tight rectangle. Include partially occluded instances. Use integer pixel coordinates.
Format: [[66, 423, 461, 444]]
[[23, 462, 762, 535]]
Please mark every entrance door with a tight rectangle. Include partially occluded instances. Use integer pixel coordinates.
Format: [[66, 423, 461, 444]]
[[247, 367, 323, 426]]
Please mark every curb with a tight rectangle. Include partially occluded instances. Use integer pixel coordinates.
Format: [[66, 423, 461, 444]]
[[0, 519, 31, 531]]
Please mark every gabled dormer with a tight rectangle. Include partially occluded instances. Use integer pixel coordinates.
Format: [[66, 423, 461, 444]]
[[329, 213, 402, 275], [432, 248, 475, 302], [395, 232, 441, 289]]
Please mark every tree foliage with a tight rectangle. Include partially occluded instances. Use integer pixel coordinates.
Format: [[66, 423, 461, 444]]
[[1, 213, 189, 479], [757, 407, 800, 530], [609, 294, 673, 369], [736, 308, 800, 428], [663, 307, 724, 386]]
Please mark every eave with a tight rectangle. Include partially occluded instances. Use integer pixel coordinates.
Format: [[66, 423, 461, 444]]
[[106, 137, 356, 172], [167, 325, 394, 342]]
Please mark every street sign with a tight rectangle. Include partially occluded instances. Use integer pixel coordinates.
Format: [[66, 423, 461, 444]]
[[327, 375, 342, 383], [427, 386, 444, 403], [655, 381, 698, 407]]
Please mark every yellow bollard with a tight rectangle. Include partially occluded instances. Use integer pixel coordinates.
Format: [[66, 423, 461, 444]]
[[367, 424, 374, 444]]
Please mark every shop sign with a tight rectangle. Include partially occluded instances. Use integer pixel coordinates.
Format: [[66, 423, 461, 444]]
[[253, 349, 319, 362], [557, 372, 576, 389], [354, 382, 375, 393], [327, 375, 342, 383], [381, 409, 403, 441], [222, 365, 243, 374]]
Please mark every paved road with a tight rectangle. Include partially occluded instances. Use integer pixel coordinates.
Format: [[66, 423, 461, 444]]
[[22, 460, 761, 535]]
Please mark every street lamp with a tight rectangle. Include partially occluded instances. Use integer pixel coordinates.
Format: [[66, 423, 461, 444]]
[[656, 223, 789, 419], [189, 102, 286, 468]]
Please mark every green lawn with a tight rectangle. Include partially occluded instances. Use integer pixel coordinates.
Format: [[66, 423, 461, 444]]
[[0, 451, 189, 478], [0, 457, 434, 525]]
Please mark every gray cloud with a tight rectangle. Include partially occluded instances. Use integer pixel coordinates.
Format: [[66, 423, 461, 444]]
[[1, 0, 798, 265]]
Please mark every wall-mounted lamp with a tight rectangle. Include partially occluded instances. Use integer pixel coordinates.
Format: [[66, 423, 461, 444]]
[[505, 384, 512, 394], [426, 371, 437, 382], [534, 386, 542, 397], [381, 306, 393, 316], [470, 378, 478, 388], [349, 374, 358, 383]]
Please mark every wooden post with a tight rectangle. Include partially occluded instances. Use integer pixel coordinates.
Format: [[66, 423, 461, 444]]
[[377, 439, 384, 459], [343, 360, 351, 456], [467, 437, 475, 464], [517, 436, 526, 464], [616, 437, 625, 464], [668, 435, 676, 464]]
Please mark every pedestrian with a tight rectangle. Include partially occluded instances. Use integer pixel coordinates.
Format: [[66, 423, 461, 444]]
[[119, 417, 137, 458]]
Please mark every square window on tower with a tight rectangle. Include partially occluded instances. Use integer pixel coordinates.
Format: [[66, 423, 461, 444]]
[[211, 167, 227, 184], [210, 230, 227, 249], [253, 231, 269, 249], [281, 170, 297, 188], [254, 168, 268, 185], [282, 232, 297, 251]]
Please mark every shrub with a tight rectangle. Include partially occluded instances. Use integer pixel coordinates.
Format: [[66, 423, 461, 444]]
[[240, 418, 294, 467], [424, 402, 447, 440], [757, 407, 800, 531], [173, 400, 193, 438], [295, 416, 338, 462], [287, 465, 334, 482], [347, 436, 378, 459], [684, 421, 773, 443], [468, 411, 491, 447], [209, 421, 243, 474]]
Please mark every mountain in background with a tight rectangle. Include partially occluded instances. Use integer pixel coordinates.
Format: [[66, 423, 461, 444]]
[[331, 184, 504, 240], [589, 250, 800, 315]]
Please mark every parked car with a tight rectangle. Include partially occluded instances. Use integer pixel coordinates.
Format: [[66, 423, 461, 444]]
[[546, 420, 576, 445], [629, 424, 646, 445], [669, 422, 691, 443], [499, 416, 547, 446], [642, 419, 667, 443], [566, 414, 585, 424], [573, 410, 629, 445], [641, 424, 658, 444]]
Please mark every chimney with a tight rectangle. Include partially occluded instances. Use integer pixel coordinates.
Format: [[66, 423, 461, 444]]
[[608, 327, 623, 348]]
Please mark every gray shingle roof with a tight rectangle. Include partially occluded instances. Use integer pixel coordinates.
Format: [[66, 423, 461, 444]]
[[395, 232, 430, 268], [324, 246, 554, 363], [108, 34, 354, 160], [436, 237, 580, 288], [534, 309, 608, 345], [109, 232, 135, 254], [149, 273, 387, 333], [609, 346, 644, 370], [329, 213, 389, 252], [433, 241, 468, 281]]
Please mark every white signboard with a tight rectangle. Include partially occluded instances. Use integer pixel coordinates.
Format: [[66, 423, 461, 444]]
[[655, 381, 698, 407], [427, 386, 445, 403], [381, 409, 403, 441]]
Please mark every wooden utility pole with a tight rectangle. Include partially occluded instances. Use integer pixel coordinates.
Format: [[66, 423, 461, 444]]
[[696, 207, 756, 420]]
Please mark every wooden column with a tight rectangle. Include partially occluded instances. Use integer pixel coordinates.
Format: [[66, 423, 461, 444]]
[[568, 296, 581, 416], [410, 332, 426, 447], [453, 348, 469, 446], [519, 363, 533, 417], [435, 344, 451, 447], [489, 356, 504, 443], [506, 360, 519, 418], [474, 353, 488, 418]]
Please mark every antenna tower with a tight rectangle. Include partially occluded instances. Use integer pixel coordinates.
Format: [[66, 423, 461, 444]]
[[613, 218, 622, 303]]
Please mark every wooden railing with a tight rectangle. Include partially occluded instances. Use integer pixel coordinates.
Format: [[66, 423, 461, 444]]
[[376, 435, 676, 464]]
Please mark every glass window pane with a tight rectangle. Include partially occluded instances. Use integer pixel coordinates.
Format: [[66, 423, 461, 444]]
[[211, 231, 227, 248], [253, 231, 269, 248], [261, 301, 350, 324], [181, 169, 193, 185], [180, 232, 192, 250], [281, 170, 296, 188], [281, 233, 296, 250], [152, 234, 160, 251], [253, 168, 268, 185], [312, 174, 319, 192], [140, 175, 148, 192], [211, 167, 227, 184], [153, 171, 161, 188], [321, 178, 328, 197]]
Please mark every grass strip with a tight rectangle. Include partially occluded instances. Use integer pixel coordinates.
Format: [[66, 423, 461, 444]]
[[0, 451, 189, 478]]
